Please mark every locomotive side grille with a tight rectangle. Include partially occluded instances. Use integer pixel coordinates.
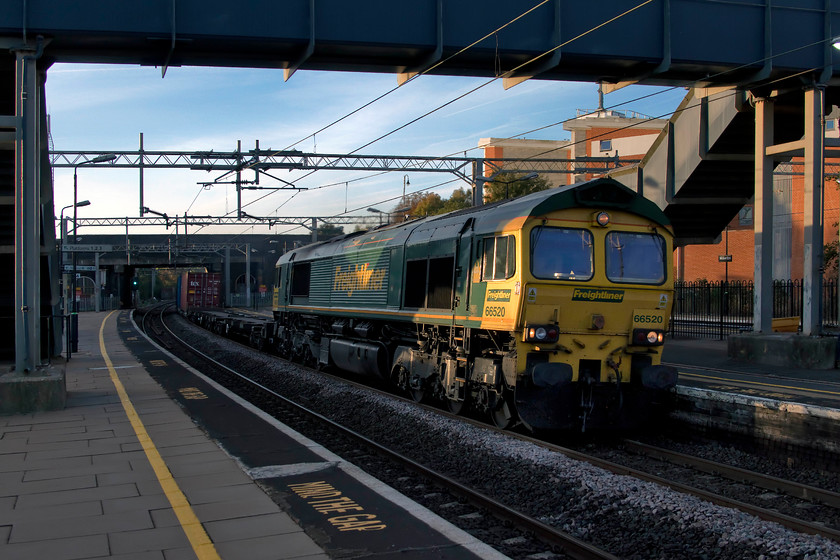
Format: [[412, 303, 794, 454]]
[[310, 260, 332, 306]]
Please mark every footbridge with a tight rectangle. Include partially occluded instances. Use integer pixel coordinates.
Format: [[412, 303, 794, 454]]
[[4, 0, 840, 374]]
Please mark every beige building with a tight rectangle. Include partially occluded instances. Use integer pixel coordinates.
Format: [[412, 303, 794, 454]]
[[479, 108, 668, 187]]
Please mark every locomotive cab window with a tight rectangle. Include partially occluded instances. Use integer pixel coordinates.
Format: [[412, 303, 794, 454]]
[[404, 256, 455, 309], [481, 235, 515, 281], [605, 231, 666, 284], [290, 262, 311, 297], [530, 227, 593, 281]]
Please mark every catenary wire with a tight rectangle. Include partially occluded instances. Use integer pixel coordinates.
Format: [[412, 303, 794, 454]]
[[199, 11, 831, 241], [201, 0, 657, 235]]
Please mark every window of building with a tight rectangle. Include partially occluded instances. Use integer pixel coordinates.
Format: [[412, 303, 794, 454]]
[[738, 206, 753, 226], [599, 139, 612, 152]]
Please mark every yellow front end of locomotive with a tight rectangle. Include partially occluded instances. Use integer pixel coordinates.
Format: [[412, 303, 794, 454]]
[[498, 206, 675, 430]]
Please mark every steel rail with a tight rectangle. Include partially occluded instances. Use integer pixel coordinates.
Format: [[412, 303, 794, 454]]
[[519, 439, 840, 542], [148, 306, 618, 560], [621, 439, 840, 509], [178, 305, 840, 544]]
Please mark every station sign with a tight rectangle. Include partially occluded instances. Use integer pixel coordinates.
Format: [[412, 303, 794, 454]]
[[62, 244, 113, 252], [718, 255, 733, 262], [62, 265, 97, 272]]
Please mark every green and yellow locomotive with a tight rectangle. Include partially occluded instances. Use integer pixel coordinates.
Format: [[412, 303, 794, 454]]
[[272, 177, 677, 431]]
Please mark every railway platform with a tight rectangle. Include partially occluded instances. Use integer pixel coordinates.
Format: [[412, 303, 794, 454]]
[[0, 310, 504, 560], [663, 338, 840, 467], [663, 338, 840, 409]]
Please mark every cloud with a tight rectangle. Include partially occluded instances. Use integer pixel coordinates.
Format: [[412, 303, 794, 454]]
[[47, 63, 682, 237]]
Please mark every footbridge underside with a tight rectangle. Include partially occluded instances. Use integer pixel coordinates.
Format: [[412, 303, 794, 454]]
[[4, 0, 840, 372]]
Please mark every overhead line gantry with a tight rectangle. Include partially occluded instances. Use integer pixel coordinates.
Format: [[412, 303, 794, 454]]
[[49, 140, 640, 217]]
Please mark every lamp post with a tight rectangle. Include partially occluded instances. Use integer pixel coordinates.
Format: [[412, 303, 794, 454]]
[[402, 175, 410, 206], [367, 207, 385, 225], [59, 200, 89, 307], [368, 206, 411, 225], [59, 200, 89, 357], [72, 154, 115, 314]]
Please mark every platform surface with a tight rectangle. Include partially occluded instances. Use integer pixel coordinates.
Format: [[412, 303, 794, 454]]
[[663, 337, 840, 409], [1, 310, 500, 560]]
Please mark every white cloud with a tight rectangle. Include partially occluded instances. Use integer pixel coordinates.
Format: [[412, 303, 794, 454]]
[[47, 63, 682, 237]]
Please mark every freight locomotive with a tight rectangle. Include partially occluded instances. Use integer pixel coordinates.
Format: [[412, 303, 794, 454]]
[[265, 177, 677, 432]]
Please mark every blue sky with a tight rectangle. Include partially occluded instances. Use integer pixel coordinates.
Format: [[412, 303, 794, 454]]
[[47, 63, 687, 237]]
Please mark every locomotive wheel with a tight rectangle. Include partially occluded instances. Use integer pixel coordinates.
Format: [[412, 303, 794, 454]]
[[446, 397, 465, 415], [303, 347, 317, 368], [391, 364, 427, 403], [410, 374, 427, 404], [390, 365, 409, 394], [489, 393, 515, 429]]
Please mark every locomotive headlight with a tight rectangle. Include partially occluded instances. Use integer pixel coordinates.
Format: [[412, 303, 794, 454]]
[[594, 211, 610, 227], [632, 328, 666, 346], [524, 324, 559, 343]]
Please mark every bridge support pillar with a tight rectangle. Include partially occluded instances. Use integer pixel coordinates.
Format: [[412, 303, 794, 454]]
[[753, 97, 774, 333], [802, 87, 824, 336], [14, 47, 42, 373]]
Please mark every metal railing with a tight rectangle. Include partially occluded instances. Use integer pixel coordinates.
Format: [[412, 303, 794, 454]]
[[671, 279, 838, 339], [227, 292, 273, 310], [72, 294, 122, 312]]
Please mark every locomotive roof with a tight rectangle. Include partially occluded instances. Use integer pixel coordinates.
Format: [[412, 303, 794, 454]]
[[276, 178, 670, 266]]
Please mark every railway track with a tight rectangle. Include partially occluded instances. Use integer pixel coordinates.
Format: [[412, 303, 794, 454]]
[[140, 304, 840, 559], [139, 304, 618, 560], [544, 438, 840, 543]]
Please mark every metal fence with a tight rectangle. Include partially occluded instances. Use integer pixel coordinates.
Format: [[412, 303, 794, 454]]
[[671, 279, 838, 339], [227, 292, 273, 310]]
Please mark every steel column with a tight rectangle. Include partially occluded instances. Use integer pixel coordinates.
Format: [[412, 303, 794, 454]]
[[753, 97, 774, 333], [245, 243, 251, 303], [802, 88, 824, 335], [14, 49, 41, 373], [94, 252, 101, 313], [225, 246, 231, 306], [139, 132, 145, 215], [472, 159, 485, 206]]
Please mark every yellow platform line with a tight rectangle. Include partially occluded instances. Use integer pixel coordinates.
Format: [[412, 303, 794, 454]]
[[680, 371, 840, 397], [99, 311, 221, 560]]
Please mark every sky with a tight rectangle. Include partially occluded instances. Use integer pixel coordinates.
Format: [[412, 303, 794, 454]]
[[46, 62, 688, 239]]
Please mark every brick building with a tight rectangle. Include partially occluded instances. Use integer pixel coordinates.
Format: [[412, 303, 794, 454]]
[[678, 129, 840, 282], [479, 108, 667, 187], [481, 109, 840, 283]]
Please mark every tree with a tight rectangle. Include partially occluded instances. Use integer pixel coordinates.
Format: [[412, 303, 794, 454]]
[[394, 187, 471, 220], [439, 188, 472, 213], [393, 192, 444, 220], [316, 223, 344, 240], [484, 172, 551, 203]]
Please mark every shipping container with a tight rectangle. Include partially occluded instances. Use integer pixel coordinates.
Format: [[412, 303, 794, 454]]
[[178, 272, 222, 311]]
